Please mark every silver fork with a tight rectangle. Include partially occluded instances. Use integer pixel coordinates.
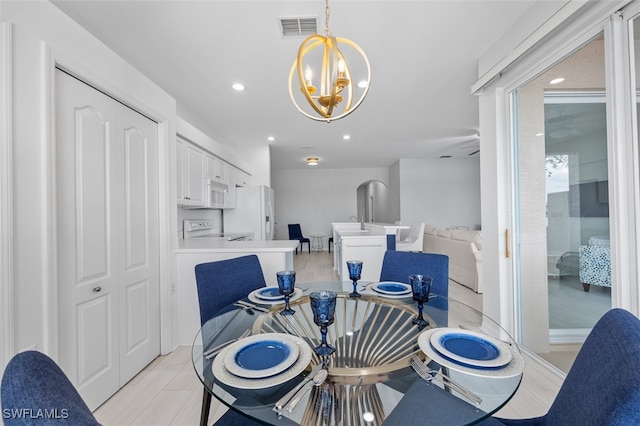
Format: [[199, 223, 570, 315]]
[[235, 300, 270, 313], [410, 355, 482, 405]]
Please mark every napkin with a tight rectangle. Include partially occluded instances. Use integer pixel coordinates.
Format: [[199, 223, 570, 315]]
[[382, 379, 486, 426]]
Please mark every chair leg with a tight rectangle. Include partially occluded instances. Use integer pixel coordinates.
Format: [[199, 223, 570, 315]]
[[200, 387, 212, 426], [307, 241, 310, 253], [582, 283, 590, 292]]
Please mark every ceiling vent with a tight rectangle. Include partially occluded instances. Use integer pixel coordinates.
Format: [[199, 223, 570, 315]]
[[279, 17, 317, 38]]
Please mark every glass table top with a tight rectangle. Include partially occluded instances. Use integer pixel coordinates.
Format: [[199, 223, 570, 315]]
[[192, 282, 524, 425]]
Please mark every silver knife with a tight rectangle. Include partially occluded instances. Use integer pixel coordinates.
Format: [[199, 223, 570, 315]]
[[274, 363, 324, 411]]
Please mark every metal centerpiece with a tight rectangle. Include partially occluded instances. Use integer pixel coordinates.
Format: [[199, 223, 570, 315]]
[[252, 294, 434, 384]]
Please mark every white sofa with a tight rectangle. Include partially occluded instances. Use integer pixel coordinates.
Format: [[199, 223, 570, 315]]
[[422, 225, 483, 293]]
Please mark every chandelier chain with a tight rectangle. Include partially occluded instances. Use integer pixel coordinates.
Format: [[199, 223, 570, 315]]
[[324, 0, 331, 36]]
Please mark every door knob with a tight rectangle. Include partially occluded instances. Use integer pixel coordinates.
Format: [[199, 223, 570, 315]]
[[93, 286, 102, 293]]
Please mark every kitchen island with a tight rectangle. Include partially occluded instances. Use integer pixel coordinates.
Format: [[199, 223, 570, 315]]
[[332, 222, 408, 282], [176, 239, 298, 344]]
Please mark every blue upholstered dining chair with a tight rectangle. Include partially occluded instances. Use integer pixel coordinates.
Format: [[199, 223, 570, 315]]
[[1, 350, 100, 425], [194, 254, 266, 426], [479, 308, 640, 425], [379, 250, 449, 298], [288, 223, 310, 254]]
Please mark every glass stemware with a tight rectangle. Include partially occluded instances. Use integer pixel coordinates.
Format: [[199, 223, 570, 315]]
[[276, 270, 296, 315], [410, 274, 432, 329], [310, 291, 337, 356], [346, 260, 363, 298]]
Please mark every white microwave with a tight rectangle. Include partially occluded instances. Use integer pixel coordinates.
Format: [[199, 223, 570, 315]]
[[208, 179, 229, 208]]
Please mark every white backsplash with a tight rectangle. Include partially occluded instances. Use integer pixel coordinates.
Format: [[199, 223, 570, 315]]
[[177, 207, 222, 239]]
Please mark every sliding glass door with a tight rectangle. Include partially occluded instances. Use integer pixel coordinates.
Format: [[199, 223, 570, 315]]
[[511, 35, 612, 370]]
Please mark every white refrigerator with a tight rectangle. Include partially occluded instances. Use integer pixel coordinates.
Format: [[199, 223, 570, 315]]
[[223, 185, 275, 241]]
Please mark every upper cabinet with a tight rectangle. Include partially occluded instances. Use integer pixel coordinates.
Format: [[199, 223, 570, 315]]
[[177, 137, 206, 207], [178, 136, 249, 209], [226, 167, 250, 209], [206, 154, 228, 184]]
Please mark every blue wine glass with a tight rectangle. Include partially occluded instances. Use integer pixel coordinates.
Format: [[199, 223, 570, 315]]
[[310, 291, 337, 356], [410, 274, 432, 329], [347, 260, 363, 298], [276, 270, 296, 315]]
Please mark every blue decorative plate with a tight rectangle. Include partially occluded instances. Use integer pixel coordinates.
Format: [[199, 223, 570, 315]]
[[429, 328, 512, 368], [372, 281, 412, 295], [223, 333, 299, 378], [254, 287, 285, 301], [418, 328, 524, 378], [213, 335, 313, 389]]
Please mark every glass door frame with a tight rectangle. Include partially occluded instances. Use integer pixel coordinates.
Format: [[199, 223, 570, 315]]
[[494, 8, 640, 347]]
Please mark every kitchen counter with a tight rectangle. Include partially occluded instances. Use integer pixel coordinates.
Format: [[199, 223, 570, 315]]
[[175, 239, 298, 344], [177, 239, 298, 253], [331, 222, 409, 282]]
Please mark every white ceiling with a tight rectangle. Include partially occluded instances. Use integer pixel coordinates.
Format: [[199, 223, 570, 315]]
[[51, 0, 537, 170]]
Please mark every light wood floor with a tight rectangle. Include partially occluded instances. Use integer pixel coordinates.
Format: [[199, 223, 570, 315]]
[[94, 251, 565, 425]]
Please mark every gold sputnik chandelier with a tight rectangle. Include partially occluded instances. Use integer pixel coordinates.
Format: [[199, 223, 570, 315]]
[[288, 0, 371, 122]]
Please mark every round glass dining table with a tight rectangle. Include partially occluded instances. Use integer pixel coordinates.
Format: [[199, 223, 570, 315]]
[[192, 282, 524, 426]]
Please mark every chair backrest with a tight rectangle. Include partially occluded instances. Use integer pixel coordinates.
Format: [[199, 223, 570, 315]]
[[195, 255, 266, 325], [544, 308, 640, 424], [1, 351, 100, 425], [379, 250, 449, 297], [288, 224, 304, 240]]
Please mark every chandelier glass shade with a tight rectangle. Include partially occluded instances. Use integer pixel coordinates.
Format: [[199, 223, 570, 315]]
[[288, 1, 371, 122]]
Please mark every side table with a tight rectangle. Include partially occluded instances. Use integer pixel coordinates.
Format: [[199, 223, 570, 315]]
[[310, 233, 324, 251]]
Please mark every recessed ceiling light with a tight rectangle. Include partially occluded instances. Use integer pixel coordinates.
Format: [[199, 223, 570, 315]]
[[232, 83, 245, 91], [549, 78, 565, 85], [343, 134, 351, 140], [267, 136, 275, 141], [357, 80, 368, 88], [306, 157, 319, 166], [536, 133, 544, 137]]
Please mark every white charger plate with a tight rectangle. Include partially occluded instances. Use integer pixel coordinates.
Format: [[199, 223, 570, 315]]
[[417, 328, 525, 378], [361, 283, 412, 299], [429, 328, 512, 368], [223, 333, 300, 379], [248, 287, 303, 305], [212, 335, 313, 389], [371, 281, 412, 296]]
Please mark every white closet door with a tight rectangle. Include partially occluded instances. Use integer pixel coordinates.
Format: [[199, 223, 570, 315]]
[[55, 69, 160, 410], [56, 69, 120, 409], [117, 104, 160, 385]]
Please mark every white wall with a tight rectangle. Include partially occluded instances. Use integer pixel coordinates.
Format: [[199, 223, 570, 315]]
[[271, 168, 388, 244], [272, 159, 482, 246], [398, 158, 481, 231], [2, 1, 177, 358]]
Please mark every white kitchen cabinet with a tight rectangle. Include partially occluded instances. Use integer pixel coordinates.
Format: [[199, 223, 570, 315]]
[[226, 166, 250, 209], [176, 137, 185, 203], [235, 168, 250, 187], [337, 234, 387, 282], [206, 154, 228, 184], [332, 223, 408, 283], [178, 138, 206, 207]]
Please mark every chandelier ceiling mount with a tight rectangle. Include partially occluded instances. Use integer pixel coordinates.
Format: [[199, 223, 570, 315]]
[[288, 0, 371, 122]]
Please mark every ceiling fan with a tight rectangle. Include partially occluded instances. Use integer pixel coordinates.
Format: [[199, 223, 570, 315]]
[[433, 133, 480, 157]]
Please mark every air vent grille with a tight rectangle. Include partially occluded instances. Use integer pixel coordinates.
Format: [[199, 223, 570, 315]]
[[279, 17, 317, 38]]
